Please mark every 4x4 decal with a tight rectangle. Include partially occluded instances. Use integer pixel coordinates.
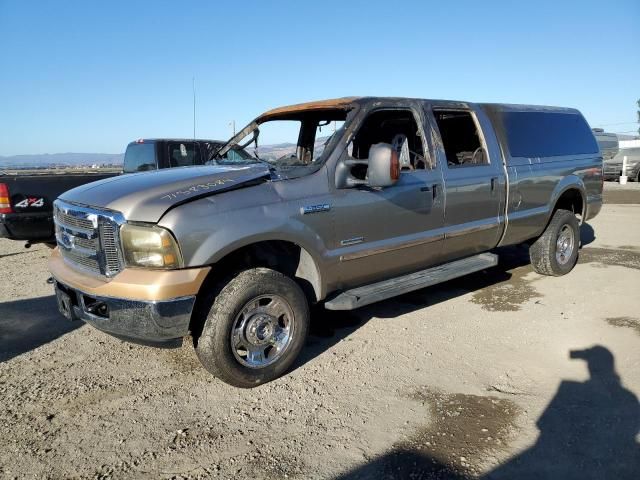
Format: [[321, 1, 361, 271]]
[[15, 197, 45, 208]]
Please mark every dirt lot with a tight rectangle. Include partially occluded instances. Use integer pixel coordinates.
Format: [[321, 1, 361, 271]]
[[1, 201, 639, 479]]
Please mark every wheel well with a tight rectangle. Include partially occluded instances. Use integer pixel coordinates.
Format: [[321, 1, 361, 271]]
[[554, 188, 583, 220], [198, 240, 321, 304], [189, 240, 322, 341]]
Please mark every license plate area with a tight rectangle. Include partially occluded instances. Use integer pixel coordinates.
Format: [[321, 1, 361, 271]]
[[55, 283, 79, 321]]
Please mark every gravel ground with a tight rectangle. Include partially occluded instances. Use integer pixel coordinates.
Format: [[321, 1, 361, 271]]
[[1, 204, 639, 479], [603, 180, 640, 204]]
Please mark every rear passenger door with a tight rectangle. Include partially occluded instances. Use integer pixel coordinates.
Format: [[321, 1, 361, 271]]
[[427, 105, 505, 261]]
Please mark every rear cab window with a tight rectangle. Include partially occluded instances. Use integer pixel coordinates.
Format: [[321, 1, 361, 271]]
[[123, 142, 157, 173], [168, 142, 202, 167], [501, 111, 599, 158]]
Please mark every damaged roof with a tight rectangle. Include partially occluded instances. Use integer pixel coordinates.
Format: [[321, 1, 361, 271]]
[[258, 97, 360, 121]]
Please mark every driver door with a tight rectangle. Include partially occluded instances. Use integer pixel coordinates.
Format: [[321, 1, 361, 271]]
[[330, 102, 445, 289]]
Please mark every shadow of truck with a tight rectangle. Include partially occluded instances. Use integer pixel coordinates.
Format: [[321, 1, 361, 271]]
[[0, 295, 82, 363]]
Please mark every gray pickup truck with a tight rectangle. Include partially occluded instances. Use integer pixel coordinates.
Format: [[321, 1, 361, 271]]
[[49, 97, 603, 387]]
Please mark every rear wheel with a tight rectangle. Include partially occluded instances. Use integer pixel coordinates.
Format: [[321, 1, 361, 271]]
[[195, 268, 309, 388], [529, 209, 579, 276]]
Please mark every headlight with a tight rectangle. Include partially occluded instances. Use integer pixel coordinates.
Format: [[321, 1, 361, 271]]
[[120, 224, 183, 269]]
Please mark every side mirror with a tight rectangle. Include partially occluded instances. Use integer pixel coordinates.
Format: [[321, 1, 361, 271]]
[[367, 143, 400, 187], [335, 142, 401, 189]]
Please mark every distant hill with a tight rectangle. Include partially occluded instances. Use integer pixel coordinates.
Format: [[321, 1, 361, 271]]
[[248, 136, 332, 161], [0, 153, 124, 169], [0, 136, 334, 169]]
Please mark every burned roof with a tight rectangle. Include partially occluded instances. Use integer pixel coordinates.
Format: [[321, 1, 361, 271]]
[[257, 97, 360, 121]]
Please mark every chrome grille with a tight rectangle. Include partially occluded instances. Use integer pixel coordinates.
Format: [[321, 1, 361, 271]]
[[54, 200, 124, 277], [55, 209, 96, 231], [73, 236, 98, 250], [100, 221, 121, 275], [63, 248, 101, 272]]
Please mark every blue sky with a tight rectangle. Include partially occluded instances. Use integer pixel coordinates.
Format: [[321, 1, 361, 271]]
[[0, 0, 638, 155]]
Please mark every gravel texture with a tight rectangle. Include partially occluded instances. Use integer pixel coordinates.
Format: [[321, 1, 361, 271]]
[[1, 204, 639, 479]]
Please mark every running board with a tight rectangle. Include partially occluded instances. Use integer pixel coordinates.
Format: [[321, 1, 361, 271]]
[[324, 253, 498, 311]]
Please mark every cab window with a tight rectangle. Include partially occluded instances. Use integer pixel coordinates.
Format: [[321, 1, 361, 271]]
[[347, 108, 431, 174], [168, 142, 202, 167], [434, 110, 488, 167]]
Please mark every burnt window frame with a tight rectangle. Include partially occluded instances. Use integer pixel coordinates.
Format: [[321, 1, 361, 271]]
[[431, 108, 490, 169], [343, 105, 434, 172]]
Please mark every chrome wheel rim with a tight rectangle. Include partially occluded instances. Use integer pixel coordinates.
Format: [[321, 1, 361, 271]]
[[556, 225, 575, 265], [231, 294, 295, 368]]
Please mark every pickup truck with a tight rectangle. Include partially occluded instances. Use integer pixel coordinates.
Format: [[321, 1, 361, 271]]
[[0, 138, 239, 244], [604, 147, 640, 182], [49, 97, 603, 388]]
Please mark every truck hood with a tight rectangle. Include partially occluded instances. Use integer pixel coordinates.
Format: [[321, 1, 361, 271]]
[[59, 165, 271, 222]]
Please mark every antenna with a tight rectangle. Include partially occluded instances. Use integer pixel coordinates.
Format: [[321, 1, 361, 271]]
[[192, 76, 196, 140]]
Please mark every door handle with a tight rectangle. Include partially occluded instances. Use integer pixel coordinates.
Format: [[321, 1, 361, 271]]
[[420, 184, 439, 200], [491, 177, 498, 191]]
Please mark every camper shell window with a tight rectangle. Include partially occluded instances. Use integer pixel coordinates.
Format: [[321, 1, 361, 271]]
[[502, 111, 599, 158]]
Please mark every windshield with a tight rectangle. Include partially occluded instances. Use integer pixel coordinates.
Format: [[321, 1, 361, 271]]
[[215, 109, 348, 174]]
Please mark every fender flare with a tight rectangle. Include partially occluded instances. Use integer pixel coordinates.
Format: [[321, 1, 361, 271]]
[[547, 175, 587, 224], [196, 225, 327, 302]]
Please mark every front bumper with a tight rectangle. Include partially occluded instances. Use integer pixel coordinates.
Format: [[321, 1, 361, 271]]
[[49, 248, 210, 344], [54, 280, 196, 344]]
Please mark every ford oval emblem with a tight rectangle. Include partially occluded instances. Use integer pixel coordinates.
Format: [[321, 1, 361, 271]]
[[60, 232, 74, 249]]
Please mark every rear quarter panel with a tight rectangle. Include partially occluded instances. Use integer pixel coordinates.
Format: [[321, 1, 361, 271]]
[[501, 154, 602, 246], [481, 105, 603, 247]]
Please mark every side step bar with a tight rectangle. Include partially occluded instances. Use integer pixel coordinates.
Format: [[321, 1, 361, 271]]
[[324, 253, 498, 311]]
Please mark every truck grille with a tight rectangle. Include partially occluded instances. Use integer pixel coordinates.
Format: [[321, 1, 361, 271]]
[[53, 200, 124, 277]]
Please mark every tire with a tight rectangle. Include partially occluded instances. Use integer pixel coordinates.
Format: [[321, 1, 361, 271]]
[[529, 209, 580, 276], [195, 268, 309, 388]]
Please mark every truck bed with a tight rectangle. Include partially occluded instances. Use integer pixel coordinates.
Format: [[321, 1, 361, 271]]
[[0, 170, 120, 242]]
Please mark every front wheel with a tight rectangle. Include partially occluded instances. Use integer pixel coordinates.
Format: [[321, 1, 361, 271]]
[[195, 268, 309, 388], [529, 209, 580, 276]]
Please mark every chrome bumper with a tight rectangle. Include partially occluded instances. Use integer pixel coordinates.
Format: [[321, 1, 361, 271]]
[[54, 280, 195, 344]]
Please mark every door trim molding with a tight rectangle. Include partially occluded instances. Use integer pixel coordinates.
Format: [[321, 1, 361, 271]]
[[340, 233, 443, 262], [445, 220, 499, 239]]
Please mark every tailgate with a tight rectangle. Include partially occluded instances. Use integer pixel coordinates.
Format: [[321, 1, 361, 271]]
[[3, 172, 118, 214]]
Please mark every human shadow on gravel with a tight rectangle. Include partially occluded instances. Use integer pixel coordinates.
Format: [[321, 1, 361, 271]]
[[0, 295, 82, 362], [487, 345, 640, 480], [334, 346, 640, 480]]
